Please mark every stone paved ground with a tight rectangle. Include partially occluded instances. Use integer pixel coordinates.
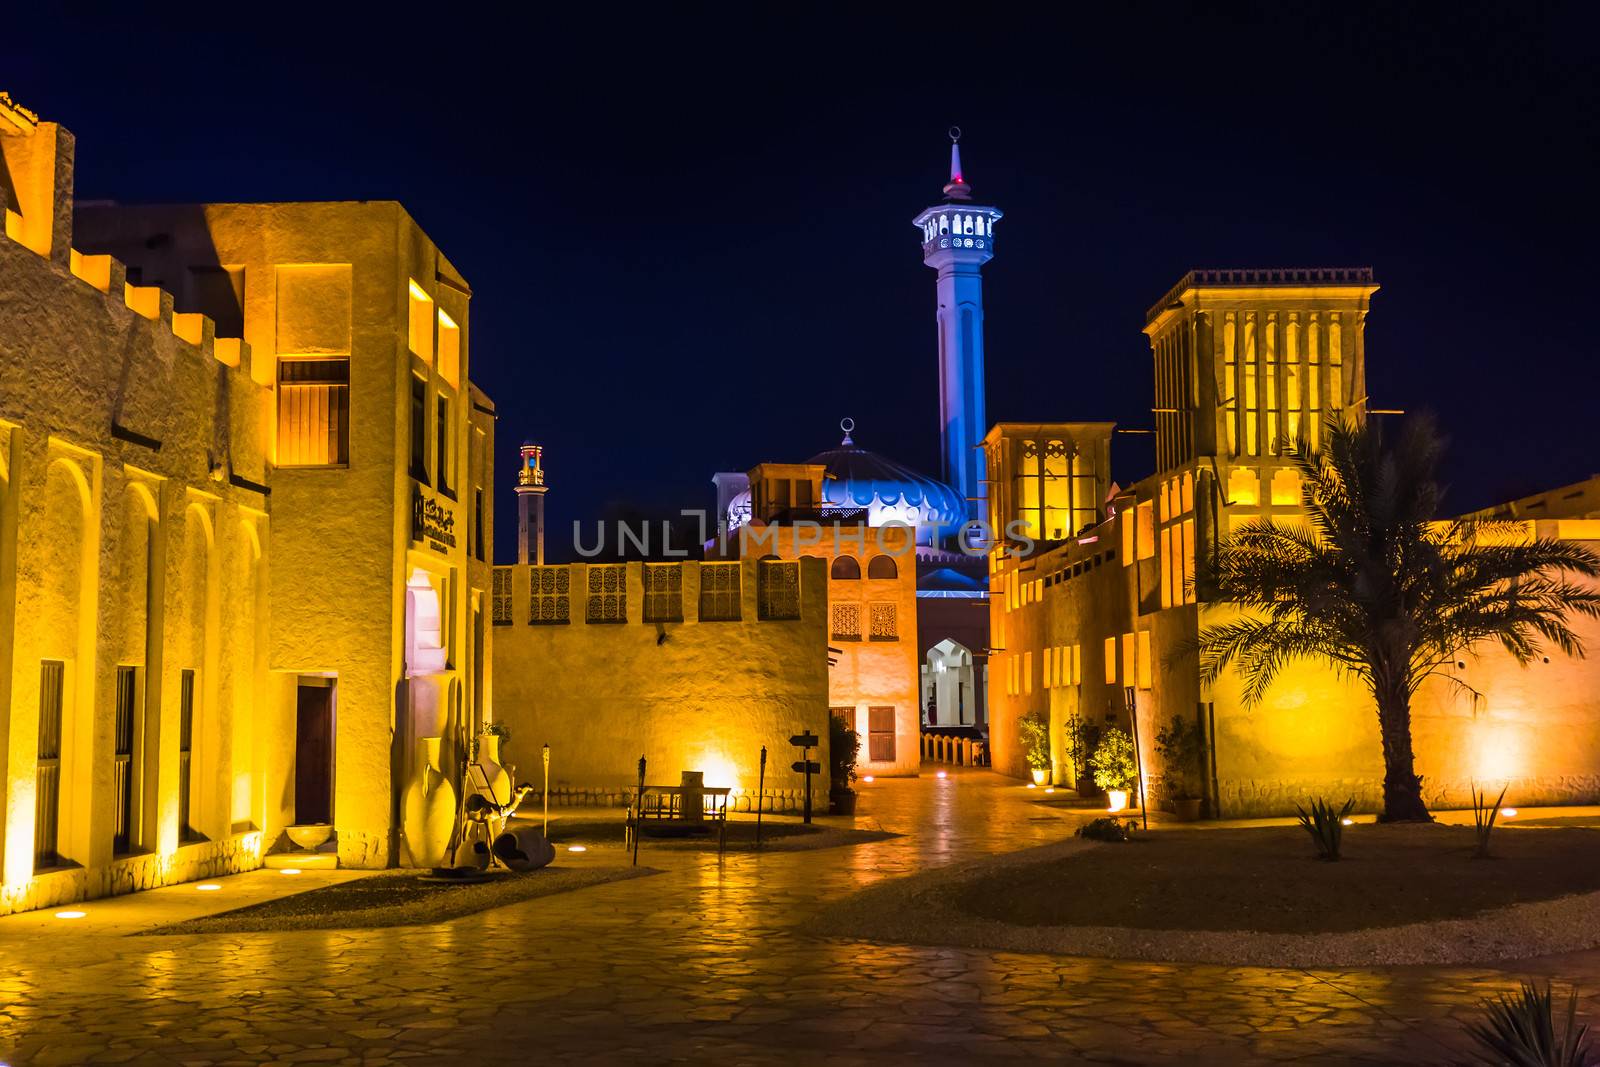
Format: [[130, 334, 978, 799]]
[[2, 768, 1597, 1064]]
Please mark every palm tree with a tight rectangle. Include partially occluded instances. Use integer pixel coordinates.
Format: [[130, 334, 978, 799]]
[[1196, 416, 1600, 822]]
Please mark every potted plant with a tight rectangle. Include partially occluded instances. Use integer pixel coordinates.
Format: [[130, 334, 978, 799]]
[[829, 715, 860, 815], [1155, 713, 1204, 821], [1090, 728, 1138, 812], [1018, 711, 1052, 785], [1063, 713, 1101, 797]]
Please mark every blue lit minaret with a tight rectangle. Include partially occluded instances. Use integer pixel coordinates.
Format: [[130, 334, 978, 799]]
[[913, 128, 1001, 525]]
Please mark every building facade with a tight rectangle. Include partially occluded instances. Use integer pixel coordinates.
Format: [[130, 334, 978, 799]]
[[0, 98, 493, 913], [987, 269, 1600, 816], [491, 557, 830, 811]]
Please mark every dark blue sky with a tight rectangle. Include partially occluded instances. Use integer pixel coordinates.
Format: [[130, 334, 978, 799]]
[[8, 5, 1598, 562]]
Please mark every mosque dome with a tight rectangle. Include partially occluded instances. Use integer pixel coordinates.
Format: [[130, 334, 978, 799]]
[[723, 421, 967, 543], [810, 420, 966, 540]]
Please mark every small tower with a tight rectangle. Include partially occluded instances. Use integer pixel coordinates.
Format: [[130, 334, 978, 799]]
[[515, 441, 548, 565], [913, 128, 1002, 524]]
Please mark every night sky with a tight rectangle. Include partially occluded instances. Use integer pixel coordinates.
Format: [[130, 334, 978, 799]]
[[7, 6, 1597, 563]]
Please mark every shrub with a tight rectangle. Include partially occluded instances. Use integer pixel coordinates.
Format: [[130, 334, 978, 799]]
[[1464, 980, 1591, 1066], [1090, 728, 1138, 793], [829, 715, 860, 792], [1018, 711, 1052, 772], [1063, 713, 1100, 786], [1471, 781, 1510, 859], [1295, 797, 1355, 860], [1154, 714, 1203, 799], [1076, 817, 1137, 843]]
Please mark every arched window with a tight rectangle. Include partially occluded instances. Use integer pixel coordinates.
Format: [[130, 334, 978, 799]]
[[866, 555, 898, 580], [830, 556, 861, 580]]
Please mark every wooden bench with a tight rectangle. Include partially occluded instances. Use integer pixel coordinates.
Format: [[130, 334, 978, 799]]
[[626, 784, 732, 856]]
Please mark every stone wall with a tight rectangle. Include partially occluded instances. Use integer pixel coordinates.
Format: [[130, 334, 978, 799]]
[[0, 830, 262, 917], [493, 558, 831, 806]]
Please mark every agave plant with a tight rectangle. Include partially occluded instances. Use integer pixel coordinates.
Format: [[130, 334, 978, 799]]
[[1295, 796, 1354, 860], [1464, 981, 1592, 1066], [1471, 781, 1510, 859]]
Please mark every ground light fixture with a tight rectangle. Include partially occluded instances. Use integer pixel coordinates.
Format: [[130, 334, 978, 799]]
[[54, 910, 86, 919], [862, 775, 874, 783], [1502, 808, 1518, 818], [279, 869, 301, 875], [1341, 818, 1355, 826], [567, 845, 587, 853], [936, 770, 948, 779], [196, 884, 222, 891], [1026, 783, 1036, 789]]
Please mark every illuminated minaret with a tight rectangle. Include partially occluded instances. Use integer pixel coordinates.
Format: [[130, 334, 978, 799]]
[[515, 441, 548, 565], [913, 128, 1001, 524]]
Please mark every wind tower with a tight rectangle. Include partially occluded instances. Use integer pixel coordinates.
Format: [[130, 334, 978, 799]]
[[914, 127, 1002, 526], [515, 441, 548, 565]]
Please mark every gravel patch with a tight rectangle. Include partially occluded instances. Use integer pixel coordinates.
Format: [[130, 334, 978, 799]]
[[143, 865, 659, 936], [805, 837, 1600, 968]]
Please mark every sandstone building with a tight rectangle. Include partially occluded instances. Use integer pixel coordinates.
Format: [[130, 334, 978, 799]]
[[0, 96, 492, 913], [985, 269, 1600, 815]]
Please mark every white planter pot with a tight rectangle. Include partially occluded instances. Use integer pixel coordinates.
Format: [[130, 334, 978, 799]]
[[1030, 768, 1049, 786], [1107, 789, 1130, 812]]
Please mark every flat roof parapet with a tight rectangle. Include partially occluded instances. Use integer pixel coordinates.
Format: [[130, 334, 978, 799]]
[[1146, 266, 1376, 323]]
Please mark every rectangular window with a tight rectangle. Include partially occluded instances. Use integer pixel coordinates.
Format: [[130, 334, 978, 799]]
[[868, 706, 896, 763], [35, 660, 64, 871], [410, 375, 429, 482], [642, 564, 684, 623], [1182, 517, 1196, 605], [408, 280, 434, 364], [1137, 631, 1153, 690], [1222, 313, 1238, 456], [437, 308, 461, 387], [435, 395, 452, 495], [1023, 651, 1033, 695], [1328, 317, 1344, 419], [1243, 315, 1259, 457], [492, 568, 514, 625], [1103, 636, 1117, 685], [1071, 644, 1082, 685], [178, 668, 197, 842], [831, 602, 862, 641], [1123, 632, 1137, 689], [869, 602, 898, 641], [531, 565, 573, 624], [1160, 527, 1173, 608], [831, 706, 855, 729], [1308, 319, 1322, 450], [697, 562, 742, 621], [278, 358, 349, 466], [113, 666, 138, 855], [585, 563, 627, 623], [756, 559, 801, 620], [1285, 316, 1302, 450], [1264, 315, 1279, 456]]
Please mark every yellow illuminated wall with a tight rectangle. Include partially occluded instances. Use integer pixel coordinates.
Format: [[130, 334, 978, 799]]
[[492, 559, 829, 809]]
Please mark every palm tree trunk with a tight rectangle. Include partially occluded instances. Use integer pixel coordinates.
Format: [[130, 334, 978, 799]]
[[1375, 688, 1432, 822]]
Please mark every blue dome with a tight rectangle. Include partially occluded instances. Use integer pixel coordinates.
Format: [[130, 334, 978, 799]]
[[807, 441, 966, 540]]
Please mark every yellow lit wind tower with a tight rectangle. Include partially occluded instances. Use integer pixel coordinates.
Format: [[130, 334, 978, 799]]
[[515, 440, 548, 565]]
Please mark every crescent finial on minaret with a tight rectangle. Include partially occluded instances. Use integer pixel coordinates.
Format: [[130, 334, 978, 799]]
[[943, 126, 972, 201]]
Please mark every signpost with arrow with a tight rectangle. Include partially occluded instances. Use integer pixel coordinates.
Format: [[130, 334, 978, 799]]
[[790, 731, 820, 824]]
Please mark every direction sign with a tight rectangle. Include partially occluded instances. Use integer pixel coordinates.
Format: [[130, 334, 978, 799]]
[[791, 760, 821, 775], [789, 732, 819, 748]]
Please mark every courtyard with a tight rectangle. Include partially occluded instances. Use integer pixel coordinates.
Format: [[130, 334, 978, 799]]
[[2, 767, 1595, 1064]]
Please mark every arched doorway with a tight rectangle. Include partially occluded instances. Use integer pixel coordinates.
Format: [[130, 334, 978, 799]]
[[923, 638, 976, 727]]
